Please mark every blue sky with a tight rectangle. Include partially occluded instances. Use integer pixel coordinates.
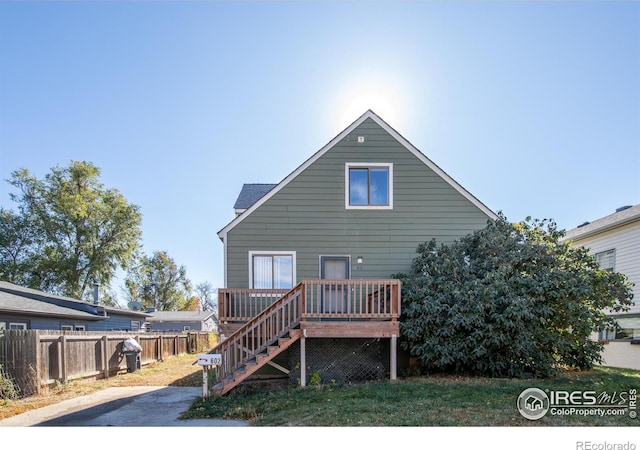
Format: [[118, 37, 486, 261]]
[[1, 1, 639, 300]]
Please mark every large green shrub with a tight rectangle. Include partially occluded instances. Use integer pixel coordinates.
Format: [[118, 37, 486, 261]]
[[394, 213, 634, 378]]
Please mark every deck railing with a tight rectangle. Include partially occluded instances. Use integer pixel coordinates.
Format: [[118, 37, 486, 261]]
[[212, 280, 400, 394], [213, 284, 303, 381], [218, 279, 401, 323], [218, 288, 289, 322]]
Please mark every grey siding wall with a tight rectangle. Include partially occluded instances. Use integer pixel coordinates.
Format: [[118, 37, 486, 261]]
[[226, 118, 492, 288], [0, 314, 87, 330], [150, 321, 202, 332], [0, 313, 144, 331], [95, 313, 146, 331]]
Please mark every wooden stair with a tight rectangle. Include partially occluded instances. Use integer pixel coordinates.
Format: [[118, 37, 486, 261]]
[[208, 283, 304, 396], [212, 329, 301, 396]]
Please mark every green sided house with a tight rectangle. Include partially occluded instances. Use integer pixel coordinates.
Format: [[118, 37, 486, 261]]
[[213, 110, 497, 395]]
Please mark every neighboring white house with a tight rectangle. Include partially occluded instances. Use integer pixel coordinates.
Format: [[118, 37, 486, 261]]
[[562, 204, 640, 370]]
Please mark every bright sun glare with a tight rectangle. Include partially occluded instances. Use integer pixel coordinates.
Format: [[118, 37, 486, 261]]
[[333, 76, 408, 131]]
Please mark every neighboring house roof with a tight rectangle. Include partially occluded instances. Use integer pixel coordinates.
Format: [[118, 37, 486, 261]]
[[0, 284, 101, 320], [0, 281, 150, 320], [147, 310, 217, 323], [233, 184, 278, 210], [218, 110, 497, 241], [563, 204, 640, 241]]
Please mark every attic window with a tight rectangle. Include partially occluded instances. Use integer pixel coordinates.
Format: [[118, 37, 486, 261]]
[[345, 163, 393, 209]]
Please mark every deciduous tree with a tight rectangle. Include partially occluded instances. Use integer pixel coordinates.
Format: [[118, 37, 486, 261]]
[[124, 250, 192, 311], [3, 161, 142, 299], [195, 281, 217, 313]]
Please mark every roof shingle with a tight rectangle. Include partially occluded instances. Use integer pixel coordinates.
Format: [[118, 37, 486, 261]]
[[233, 183, 277, 210]]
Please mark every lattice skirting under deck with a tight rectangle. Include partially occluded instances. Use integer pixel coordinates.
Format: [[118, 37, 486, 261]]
[[288, 338, 389, 385]]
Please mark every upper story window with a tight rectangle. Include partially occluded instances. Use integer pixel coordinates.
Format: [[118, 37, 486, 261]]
[[595, 249, 615, 272], [249, 251, 296, 289], [345, 163, 393, 209]]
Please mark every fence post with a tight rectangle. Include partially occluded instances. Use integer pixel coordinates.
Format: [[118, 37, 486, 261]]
[[102, 335, 109, 379], [59, 335, 67, 384], [32, 331, 41, 395]]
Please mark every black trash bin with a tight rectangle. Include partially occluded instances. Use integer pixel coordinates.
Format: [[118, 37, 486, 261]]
[[125, 351, 141, 372], [122, 337, 142, 373]]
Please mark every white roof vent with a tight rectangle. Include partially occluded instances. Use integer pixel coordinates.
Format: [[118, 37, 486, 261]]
[[357, 136, 365, 143]]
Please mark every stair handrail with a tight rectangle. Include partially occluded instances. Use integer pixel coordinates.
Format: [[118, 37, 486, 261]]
[[211, 282, 304, 382]]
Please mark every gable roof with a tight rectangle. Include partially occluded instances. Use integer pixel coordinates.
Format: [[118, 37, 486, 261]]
[[233, 183, 278, 210], [218, 110, 497, 241], [563, 203, 640, 242], [0, 281, 150, 320]]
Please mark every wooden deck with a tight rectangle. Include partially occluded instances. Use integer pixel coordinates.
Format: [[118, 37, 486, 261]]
[[210, 279, 401, 396], [218, 279, 401, 337]]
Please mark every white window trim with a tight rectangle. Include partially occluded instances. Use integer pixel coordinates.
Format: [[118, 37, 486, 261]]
[[594, 248, 616, 272], [9, 322, 27, 330], [248, 251, 297, 289], [345, 162, 393, 210]]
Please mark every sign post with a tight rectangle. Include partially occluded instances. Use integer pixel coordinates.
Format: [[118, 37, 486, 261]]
[[197, 353, 222, 398]]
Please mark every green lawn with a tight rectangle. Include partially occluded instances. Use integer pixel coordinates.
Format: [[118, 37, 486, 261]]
[[182, 366, 640, 426]]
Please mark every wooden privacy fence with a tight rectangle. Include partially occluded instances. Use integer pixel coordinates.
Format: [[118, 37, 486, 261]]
[[0, 330, 215, 398]]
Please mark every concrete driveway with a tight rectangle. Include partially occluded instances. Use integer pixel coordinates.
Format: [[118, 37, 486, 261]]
[[0, 386, 250, 427]]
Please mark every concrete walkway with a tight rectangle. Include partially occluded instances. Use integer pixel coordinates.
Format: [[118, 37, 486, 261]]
[[0, 386, 250, 427]]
